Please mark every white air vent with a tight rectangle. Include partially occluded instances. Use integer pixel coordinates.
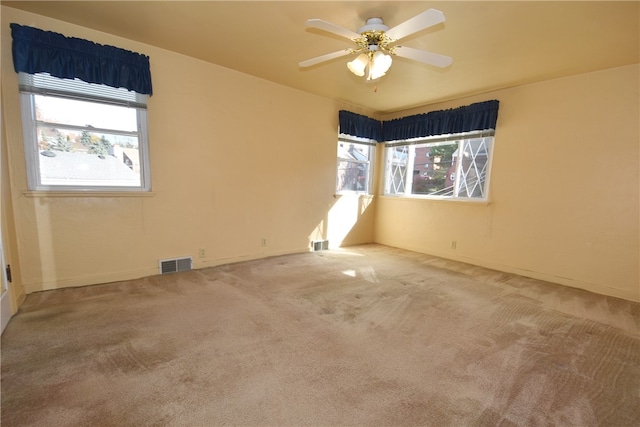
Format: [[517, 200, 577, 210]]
[[312, 240, 329, 252], [159, 257, 192, 274]]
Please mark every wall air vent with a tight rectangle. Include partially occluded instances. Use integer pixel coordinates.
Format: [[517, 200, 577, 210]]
[[159, 257, 193, 274], [312, 240, 329, 252]]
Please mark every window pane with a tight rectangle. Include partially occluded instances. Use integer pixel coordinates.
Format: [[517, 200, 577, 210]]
[[455, 138, 491, 198], [35, 95, 137, 132], [385, 146, 408, 194], [37, 126, 141, 187], [336, 141, 372, 194], [412, 142, 457, 196], [337, 160, 368, 192]]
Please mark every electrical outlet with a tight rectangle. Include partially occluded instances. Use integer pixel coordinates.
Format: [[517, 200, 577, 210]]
[[261, 238, 268, 247], [451, 241, 457, 249], [198, 248, 206, 258]]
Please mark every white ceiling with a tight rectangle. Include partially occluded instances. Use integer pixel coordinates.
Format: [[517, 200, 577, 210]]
[[3, 1, 638, 113]]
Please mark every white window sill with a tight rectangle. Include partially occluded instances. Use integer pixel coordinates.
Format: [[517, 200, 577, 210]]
[[379, 194, 490, 206], [334, 193, 374, 198]]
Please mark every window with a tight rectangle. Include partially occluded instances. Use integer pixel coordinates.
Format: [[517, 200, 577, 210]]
[[19, 73, 150, 192], [384, 132, 494, 200], [336, 137, 375, 194]]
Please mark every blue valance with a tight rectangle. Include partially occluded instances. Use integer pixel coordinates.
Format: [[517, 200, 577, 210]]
[[339, 100, 499, 143], [382, 100, 499, 141], [339, 110, 383, 141], [11, 23, 153, 95]]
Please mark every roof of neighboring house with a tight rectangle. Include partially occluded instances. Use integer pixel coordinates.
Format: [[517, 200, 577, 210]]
[[338, 144, 369, 162], [39, 150, 138, 184]]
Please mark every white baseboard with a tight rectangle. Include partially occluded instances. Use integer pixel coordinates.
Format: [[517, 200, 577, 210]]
[[398, 245, 639, 302]]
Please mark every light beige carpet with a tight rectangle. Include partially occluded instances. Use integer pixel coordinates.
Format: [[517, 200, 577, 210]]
[[1, 244, 639, 426]]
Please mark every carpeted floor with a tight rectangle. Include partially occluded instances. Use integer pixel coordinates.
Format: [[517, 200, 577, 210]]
[[1, 244, 639, 426]]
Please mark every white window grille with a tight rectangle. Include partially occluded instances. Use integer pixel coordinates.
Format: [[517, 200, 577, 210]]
[[384, 131, 494, 201]]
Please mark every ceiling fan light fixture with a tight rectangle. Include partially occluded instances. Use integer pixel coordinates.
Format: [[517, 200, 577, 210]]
[[367, 51, 392, 80], [347, 53, 369, 77]]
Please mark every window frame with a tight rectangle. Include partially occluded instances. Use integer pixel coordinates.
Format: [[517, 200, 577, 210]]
[[336, 135, 376, 195], [383, 130, 495, 202], [18, 73, 151, 193]]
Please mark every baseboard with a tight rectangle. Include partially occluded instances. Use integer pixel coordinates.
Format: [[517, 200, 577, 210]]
[[23, 246, 313, 294], [393, 244, 639, 302], [15, 284, 26, 308], [194, 246, 312, 269], [24, 266, 158, 294]]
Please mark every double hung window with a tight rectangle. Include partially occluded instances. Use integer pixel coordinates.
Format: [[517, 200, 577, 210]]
[[336, 136, 375, 194], [384, 132, 494, 200], [19, 72, 151, 192]]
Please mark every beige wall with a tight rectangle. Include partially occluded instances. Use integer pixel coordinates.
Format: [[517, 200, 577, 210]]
[[1, 7, 376, 294], [2, 7, 638, 304], [375, 64, 640, 301], [2, 87, 26, 313]]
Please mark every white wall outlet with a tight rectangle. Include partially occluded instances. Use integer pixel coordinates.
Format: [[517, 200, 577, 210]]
[[261, 238, 268, 247], [198, 248, 206, 258]]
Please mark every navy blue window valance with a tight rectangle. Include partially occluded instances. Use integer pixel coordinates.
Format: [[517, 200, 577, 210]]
[[339, 100, 499, 142], [382, 100, 499, 141], [339, 110, 383, 141], [11, 23, 152, 95]]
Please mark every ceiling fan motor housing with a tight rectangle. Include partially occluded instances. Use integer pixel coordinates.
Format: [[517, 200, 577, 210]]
[[356, 18, 392, 52], [357, 18, 389, 34]]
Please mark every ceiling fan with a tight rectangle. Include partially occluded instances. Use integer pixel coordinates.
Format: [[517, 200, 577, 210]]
[[299, 9, 452, 82]]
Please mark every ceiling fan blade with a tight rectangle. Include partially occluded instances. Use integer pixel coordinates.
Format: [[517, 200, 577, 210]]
[[299, 49, 353, 68], [385, 9, 446, 41], [305, 19, 362, 41], [393, 46, 453, 68]]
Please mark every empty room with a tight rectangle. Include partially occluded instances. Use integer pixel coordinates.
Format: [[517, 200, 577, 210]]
[[0, 1, 638, 426]]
